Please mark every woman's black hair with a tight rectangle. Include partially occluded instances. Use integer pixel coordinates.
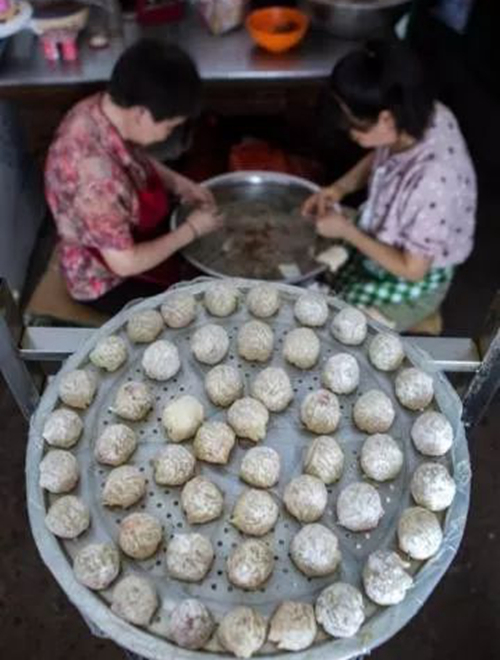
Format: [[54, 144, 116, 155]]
[[329, 39, 434, 139], [108, 39, 202, 121]]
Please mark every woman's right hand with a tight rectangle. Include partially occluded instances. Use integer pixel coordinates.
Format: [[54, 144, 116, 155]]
[[301, 183, 345, 218], [185, 205, 224, 239]]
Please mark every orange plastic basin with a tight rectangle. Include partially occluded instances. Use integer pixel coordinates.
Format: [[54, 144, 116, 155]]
[[245, 7, 309, 54]]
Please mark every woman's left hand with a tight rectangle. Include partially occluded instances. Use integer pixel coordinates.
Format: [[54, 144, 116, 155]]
[[175, 176, 215, 207], [315, 212, 353, 240]]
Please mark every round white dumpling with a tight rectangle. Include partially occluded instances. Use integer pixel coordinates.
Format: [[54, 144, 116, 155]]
[[193, 421, 235, 464], [247, 283, 280, 318], [166, 533, 214, 582], [411, 411, 453, 456], [294, 292, 329, 327], [181, 476, 224, 524], [205, 364, 243, 407], [39, 450, 79, 493], [304, 435, 344, 484], [300, 389, 340, 434], [45, 495, 90, 539], [191, 324, 230, 365], [126, 309, 163, 343], [368, 332, 405, 372], [251, 367, 293, 412], [89, 335, 128, 372], [322, 353, 360, 395], [231, 489, 279, 536], [290, 523, 341, 577], [240, 446, 280, 489], [284, 475, 328, 523], [362, 550, 414, 606], [360, 434, 403, 482], [353, 389, 395, 434], [42, 408, 83, 449], [337, 482, 384, 531], [161, 293, 197, 328], [169, 599, 215, 650], [153, 445, 196, 486], [283, 328, 321, 369], [113, 381, 153, 421], [410, 462, 456, 511], [162, 395, 204, 442], [237, 320, 274, 362], [95, 424, 137, 466], [331, 306, 367, 346], [59, 370, 97, 409], [119, 512, 163, 559], [227, 397, 269, 442], [227, 539, 274, 590], [218, 607, 266, 659], [142, 340, 181, 381], [395, 367, 434, 411], [398, 507, 443, 560], [112, 575, 158, 627], [204, 281, 239, 317], [102, 465, 146, 508], [315, 583, 365, 638], [268, 601, 316, 652], [74, 543, 120, 590]]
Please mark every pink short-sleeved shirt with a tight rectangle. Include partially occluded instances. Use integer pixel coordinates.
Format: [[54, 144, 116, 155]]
[[361, 102, 477, 268]]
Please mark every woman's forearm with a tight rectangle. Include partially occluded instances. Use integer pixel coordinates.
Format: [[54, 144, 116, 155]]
[[333, 152, 375, 197], [150, 158, 182, 192]]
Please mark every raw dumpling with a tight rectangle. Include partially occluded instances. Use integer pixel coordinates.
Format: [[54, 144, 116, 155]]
[[251, 367, 293, 412], [284, 475, 328, 523], [395, 367, 434, 411], [360, 434, 403, 482], [268, 601, 317, 652], [218, 607, 267, 659], [153, 445, 196, 486], [169, 599, 215, 650], [336, 482, 384, 531], [368, 332, 405, 372], [59, 369, 97, 409], [227, 539, 274, 590], [362, 550, 413, 606], [89, 335, 128, 372], [290, 523, 341, 577], [300, 389, 340, 434], [119, 512, 163, 559], [331, 306, 367, 346], [411, 411, 453, 456], [191, 324, 230, 365], [45, 495, 90, 539], [410, 462, 456, 511], [181, 476, 224, 524], [166, 533, 214, 582], [193, 421, 236, 464], [397, 507, 443, 560], [142, 340, 181, 381], [204, 282, 239, 317], [294, 293, 329, 327], [42, 408, 83, 449], [230, 489, 279, 536], [227, 397, 269, 442], [102, 465, 146, 508], [74, 543, 121, 590], [111, 575, 158, 626], [39, 450, 79, 493], [315, 583, 365, 638], [283, 328, 320, 369], [113, 381, 153, 421], [126, 309, 164, 343], [321, 353, 360, 395], [353, 389, 395, 434], [205, 364, 243, 407], [304, 435, 344, 484], [94, 424, 137, 466], [246, 284, 280, 318], [240, 446, 280, 489], [162, 395, 204, 442], [161, 293, 197, 328], [237, 321, 274, 362]]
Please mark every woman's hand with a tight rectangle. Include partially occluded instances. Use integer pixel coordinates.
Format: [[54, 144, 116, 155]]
[[316, 211, 353, 240], [301, 183, 345, 218], [186, 205, 224, 239], [175, 175, 215, 207]]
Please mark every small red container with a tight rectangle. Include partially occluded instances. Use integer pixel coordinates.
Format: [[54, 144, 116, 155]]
[[136, 0, 185, 25]]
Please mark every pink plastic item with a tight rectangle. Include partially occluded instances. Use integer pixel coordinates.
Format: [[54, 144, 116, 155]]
[[40, 30, 79, 62]]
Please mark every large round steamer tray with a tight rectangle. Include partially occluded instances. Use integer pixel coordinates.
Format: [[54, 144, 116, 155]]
[[27, 278, 471, 660]]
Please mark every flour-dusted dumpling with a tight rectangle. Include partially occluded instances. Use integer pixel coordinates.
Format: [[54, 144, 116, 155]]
[[127, 309, 164, 343], [204, 281, 239, 317], [294, 292, 329, 327], [153, 445, 196, 486], [166, 533, 214, 582], [283, 328, 320, 369], [45, 495, 90, 539], [362, 550, 413, 606], [95, 424, 137, 466], [230, 489, 279, 536], [322, 353, 360, 395], [300, 389, 340, 434], [74, 543, 121, 590], [193, 421, 235, 464], [161, 292, 197, 328], [290, 523, 341, 577], [246, 283, 280, 318], [368, 332, 405, 372], [142, 340, 181, 381], [304, 435, 344, 484], [331, 306, 367, 346], [119, 512, 163, 559], [205, 364, 243, 407], [410, 462, 456, 512], [162, 395, 204, 442], [411, 411, 453, 456], [284, 475, 328, 523], [227, 539, 274, 590], [113, 381, 153, 421], [227, 397, 269, 442], [240, 446, 280, 489], [89, 335, 128, 372], [237, 320, 274, 362], [353, 389, 395, 434], [360, 434, 403, 482], [102, 465, 146, 508], [42, 408, 83, 449], [169, 599, 215, 650], [112, 575, 158, 627], [218, 607, 267, 659], [395, 367, 434, 411], [39, 450, 79, 493], [315, 583, 365, 638], [251, 367, 293, 412], [397, 507, 443, 560], [181, 476, 224, 524], [337, 482, 384, 532], [268, 601, 317, 652], [59, 369, 98, 409], [191, 324, 230, 365]]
